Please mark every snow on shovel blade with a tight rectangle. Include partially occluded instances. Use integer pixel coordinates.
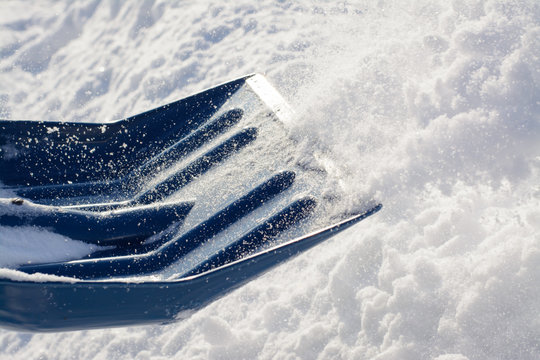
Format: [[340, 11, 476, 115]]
[[0, 74, 382, 331]]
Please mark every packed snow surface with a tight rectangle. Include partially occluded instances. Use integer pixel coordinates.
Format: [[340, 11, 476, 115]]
[[1, 1, 540, 359]]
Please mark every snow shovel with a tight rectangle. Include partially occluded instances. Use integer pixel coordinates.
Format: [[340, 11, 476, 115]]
[[0, 74, 381, 331]]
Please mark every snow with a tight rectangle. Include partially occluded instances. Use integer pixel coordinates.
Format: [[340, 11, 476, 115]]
[[1, 0, 540, 359], [0, 225, 95, 268], [0, 267, 80, 283]]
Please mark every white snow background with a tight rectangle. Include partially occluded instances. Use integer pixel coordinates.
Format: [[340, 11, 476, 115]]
[[1, 0, 540, 359]]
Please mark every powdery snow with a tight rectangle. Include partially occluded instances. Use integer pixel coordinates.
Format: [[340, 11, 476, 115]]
[[1, 1, 540, 359]]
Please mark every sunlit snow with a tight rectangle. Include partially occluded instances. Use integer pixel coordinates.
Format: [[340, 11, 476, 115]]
[[1, 1, 540, 359]]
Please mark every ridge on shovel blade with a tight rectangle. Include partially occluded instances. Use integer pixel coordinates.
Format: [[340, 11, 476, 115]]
[[0, 74, 382, 332]]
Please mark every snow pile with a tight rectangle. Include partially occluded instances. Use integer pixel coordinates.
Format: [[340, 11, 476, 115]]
[[1, 1, 540, 359]]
